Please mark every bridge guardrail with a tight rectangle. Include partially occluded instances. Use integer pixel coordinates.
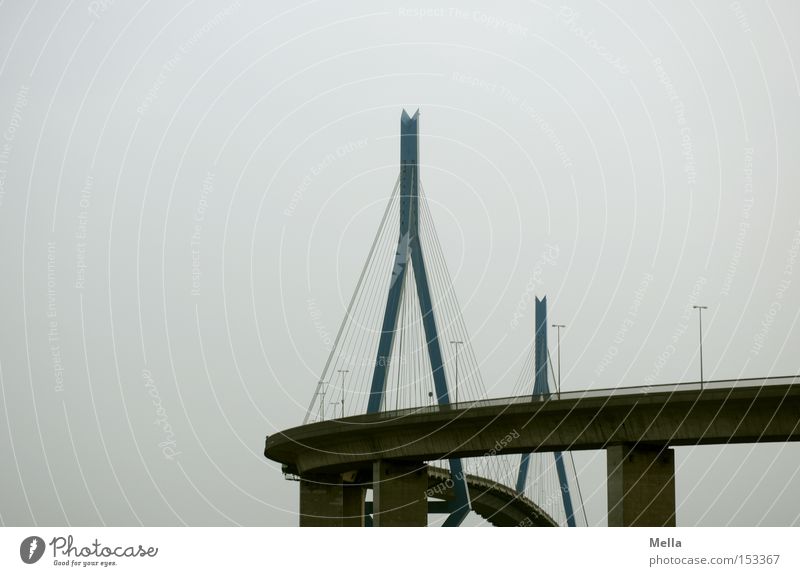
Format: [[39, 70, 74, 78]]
[[360, 374, 800, 421]]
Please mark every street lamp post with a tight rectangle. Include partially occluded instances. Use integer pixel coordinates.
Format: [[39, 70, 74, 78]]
[[336, 370, 349, 418], [450, 340, 464, 404], [552, 324, 565, 397], [693, 306, 708, 390], [318, 380, 328, 420]]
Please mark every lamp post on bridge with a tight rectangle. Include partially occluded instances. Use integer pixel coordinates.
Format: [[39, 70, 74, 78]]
[[317, 380, 329, 420], [693, 306, 708, 391], [336, 370, 349, 418], [450, 340, 464, 403], [552, 324, 565, 397]]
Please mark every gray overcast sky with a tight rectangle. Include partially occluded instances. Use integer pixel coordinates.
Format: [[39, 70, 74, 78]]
[[1, 0, 799, 527]]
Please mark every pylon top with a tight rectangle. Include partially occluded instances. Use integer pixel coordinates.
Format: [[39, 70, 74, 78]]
[[400, 109, 419, 167]]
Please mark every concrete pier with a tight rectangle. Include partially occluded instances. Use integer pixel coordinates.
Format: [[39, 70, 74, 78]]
[[372, 460, 428, 527], [607, 444, 676, 527], [299, 474, 365, 527]]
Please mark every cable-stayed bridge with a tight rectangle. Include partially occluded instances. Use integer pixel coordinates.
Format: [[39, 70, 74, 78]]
[[264, 110, 800, 527]]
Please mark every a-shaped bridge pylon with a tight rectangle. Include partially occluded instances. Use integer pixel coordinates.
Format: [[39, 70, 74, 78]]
[[294, 110, 583, 527]]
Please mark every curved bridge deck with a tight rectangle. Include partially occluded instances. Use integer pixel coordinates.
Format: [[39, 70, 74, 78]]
[[267, 376, 800, 526], [426, 466, 557, 527], [267, 377, 800, 475]]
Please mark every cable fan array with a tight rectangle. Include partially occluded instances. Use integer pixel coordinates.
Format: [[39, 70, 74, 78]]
[[504, 340, 590, 526], [304, 179, 488, 421], [303, 173, 586, 526]]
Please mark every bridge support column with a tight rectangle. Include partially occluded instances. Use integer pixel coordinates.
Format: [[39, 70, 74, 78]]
[[299, 474, 365, 527], [372, 460, 428, 527], [607, 444, 676, 527]]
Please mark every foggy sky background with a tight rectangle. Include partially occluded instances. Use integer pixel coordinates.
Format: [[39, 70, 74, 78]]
[[1, 0, 799, 526]]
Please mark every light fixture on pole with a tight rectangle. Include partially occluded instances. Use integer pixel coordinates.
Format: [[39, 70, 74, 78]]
[[449, 340, 464, 404], [318, 380, 328, 420], [336, 370, 349, 418], [552, 324, 566, 397], [692, 306, 708, 390]]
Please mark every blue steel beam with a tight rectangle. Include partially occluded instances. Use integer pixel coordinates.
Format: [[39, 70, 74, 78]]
[[410, 236, 470, 525], [554, 452, 576, 526], [515, 296, 577, 526], [366, 110, 417, 413], [516, 296, 548, 492], [366, 237, 409, 413], [533, 296, 549, 396], [367, 110, 470, 525]]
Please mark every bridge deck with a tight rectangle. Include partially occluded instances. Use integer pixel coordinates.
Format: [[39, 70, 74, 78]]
[[265, 377, 800, 475], [426, 466, 558, 527]]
